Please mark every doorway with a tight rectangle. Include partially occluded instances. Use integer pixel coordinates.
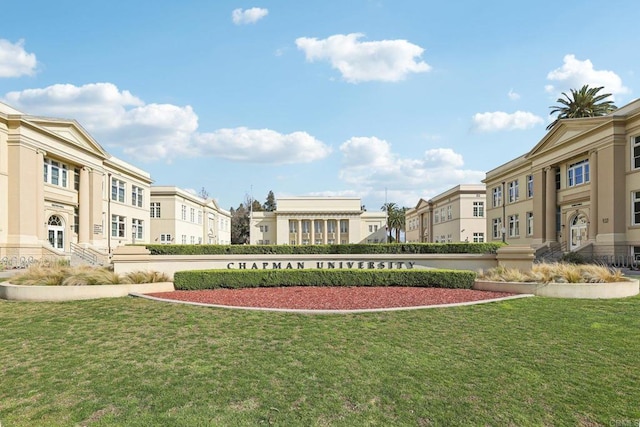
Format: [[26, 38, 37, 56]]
[[47, 215, 65, 250]]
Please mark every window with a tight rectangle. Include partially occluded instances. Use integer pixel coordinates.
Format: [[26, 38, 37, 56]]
[[259, 225, 269, 232], [633, 191, 640, 225], [150, 202, 161, 218], [473, 232, 485, 243], [289, 221, 298, 233], [190, 236, 195, 244], [73, 207, 79, 234], [555, 168, 561, 190], [314, 221, 323, 233], [492, 186, 502, 207], [197, 211, 202, 225], [527, 175, 534, 198], [44, 159, 68, 188], [526, 212, 534, 236], [473, 201, 484, 217], [181, 235, 187, 244], [111, 215, 125, 237], [369, 225, 374, 232], [160, 233, 172, 244], [340, 220, 348, 233], [302, 220, 311, 234], [508, 180, 519, 203], [568, 160, 590, 187], [181, 205, 187, 220], [492, 218, 502, 239], [447, 206, 452, 220], [327, 220, 336, 233], [111, 178, 125, 203], [190, 208, 195, 223], [633, 136, 640, 169], [434, 210, 440, 223], [74, 168, 80, 191], [131, 186, 144, 207], [508, 214, 520, 237], [447, 233, 452, 243], [132, 218, 143, 240]]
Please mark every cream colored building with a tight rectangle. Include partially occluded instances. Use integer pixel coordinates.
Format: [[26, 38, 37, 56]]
[[149, 186, 231, 245], [0, 102, 151, 261], [405, 184, 487, 243], [484, 98, 640, 258], [249, 197, 387, 245]]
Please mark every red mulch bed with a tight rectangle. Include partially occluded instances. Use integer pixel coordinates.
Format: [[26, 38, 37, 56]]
[[146, 287, 517, 310]]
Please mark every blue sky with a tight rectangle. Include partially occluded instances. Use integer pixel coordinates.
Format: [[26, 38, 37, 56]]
[[1, 1, 638, 211]]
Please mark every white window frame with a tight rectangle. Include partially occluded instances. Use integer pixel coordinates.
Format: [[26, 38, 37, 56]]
[[473, 201, 484, 217], [492, 218, 502, 239], [150, 202, 161, 218], [527, 175, 534, 198], [568, 159, 590, 187], [44, 159, 68, 188], [131, 185, 144, 207], [111, 215, 126, 238], [526, 212, 534, 236], [633, 136, 640, 170], [508, 180, 519, 203], [160, 233, 172, 244], [473, 232, 484, 243], [132, 218, 143, 239], [492, 186, 502, 208], [447, 206, 452, 220], [633, 191, 640, 226], [181, 205, 187, 221], [340, 220, 348, 233], [111, 178, 126, 203], [508, 214, 520, 237]]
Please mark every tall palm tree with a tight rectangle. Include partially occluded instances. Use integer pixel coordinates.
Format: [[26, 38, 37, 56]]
[[381, 202, 396, 243], [547, 85, 617, 130]]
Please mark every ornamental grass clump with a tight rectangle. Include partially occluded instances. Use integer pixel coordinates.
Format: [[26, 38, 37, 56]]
[[11, 265, 170, 286], [478, 262, 624, 284]]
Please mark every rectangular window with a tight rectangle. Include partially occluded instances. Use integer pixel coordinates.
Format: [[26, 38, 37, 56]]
[[132, 218, 143, 240], [314, 221, 323, 233], [190, 208, 195, 223], [556, 169, 561, 190], [150, 202, 161, 218], [447, 206, 452, 220], [527, 175, 534, 198], [74, 168, 80, 191], [259, 225, 269, 232], [434, 210, 440, 223], [473, 232, 485, 243], [369, 225, 374, 232], [340, 220, 348, 233], [131, 185, 144, 207], [111, 215, 125, 237], [73, 207, 79, 234], [327, 220, 336, 233], [492, 218, 502, 239], [190, 236, 195, 244], [508, 180, 519, 203], [526, 212, 533, 236], [289, 221, 298, 233], [633, 136, 640, 169], [197, 211, 202, 225], [160, 233, 172, 244], [568, 160, 590, 187], [492, 186, 502, 207], [473, 201, 484, 217], [44, 159, 68, 188], [181, 205, 187, 220], [181, 235, 187, 244], [111, 178, 125, 202], [633, 192, 640, 225], [508, 214, 520, 237], [447, 233, 452, 243], [302, 220, 311, 234]]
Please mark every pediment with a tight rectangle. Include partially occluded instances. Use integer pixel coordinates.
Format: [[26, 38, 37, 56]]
[[527, 119, 602, 159], [27, 118, 109, 158], [415, 198, 430, 210]]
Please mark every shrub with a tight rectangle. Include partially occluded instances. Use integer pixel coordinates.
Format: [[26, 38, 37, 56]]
[[477, 262, 624, 284], [11, 265, 169, 286], [174, 269, 476, 291], [125, 270, 171, 284]]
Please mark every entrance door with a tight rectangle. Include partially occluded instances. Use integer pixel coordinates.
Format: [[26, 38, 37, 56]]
[[569, 214, 588, 251], [47, 215, 65, 250]]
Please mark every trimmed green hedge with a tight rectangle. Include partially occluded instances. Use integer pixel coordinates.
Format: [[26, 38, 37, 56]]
[[173, 269, 476, 290], [145, 243, 502, 256]]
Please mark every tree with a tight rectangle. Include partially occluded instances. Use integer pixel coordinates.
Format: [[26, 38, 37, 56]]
[[547, 85, 617, 130], [381, 202, 397, 243], [230, 203, 250, 244], [264, 190, 276, 212]]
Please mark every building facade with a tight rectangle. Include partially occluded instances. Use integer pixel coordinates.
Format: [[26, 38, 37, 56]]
[[484, 98, 640, 258], [0, 102, 151, 260], [405, 184, 487, 243], [249, 197, 387, 245], [149, 186, 231, 245]]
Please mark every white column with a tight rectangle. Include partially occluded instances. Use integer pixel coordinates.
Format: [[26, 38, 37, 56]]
[[78, 167, 90, 243]]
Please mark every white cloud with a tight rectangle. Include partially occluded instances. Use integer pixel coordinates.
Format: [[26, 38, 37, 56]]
[[338, 137, 484, 205], [471, 111, 544, 132], [193, 128, 331, 164], [546, 54, 629, 97], [295, 33, 431, 83], [0, 38, 38, 78], [508, 89, 520, 100], [2, 82, 330, 164], [232, 7, 269, 25]]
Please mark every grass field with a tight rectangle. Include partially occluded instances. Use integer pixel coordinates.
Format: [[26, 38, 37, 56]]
[[1, 294, 639, 426]]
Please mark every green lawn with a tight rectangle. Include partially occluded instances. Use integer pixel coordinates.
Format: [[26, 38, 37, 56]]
[[1, 295, 639, 426]]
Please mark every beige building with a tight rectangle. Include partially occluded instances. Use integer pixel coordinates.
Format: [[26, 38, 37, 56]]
[[150, 186, 231, 245], [250, 197, 387, 245], [405, 184, 487, 244], [0, 102, 151, 261], [484, 98, 640, 258]]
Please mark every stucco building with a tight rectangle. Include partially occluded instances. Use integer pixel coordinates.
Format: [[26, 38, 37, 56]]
[[149, 186, 231, 245], [0, 102, 151, 262], [484, 98, 640, 258], [249, 197, 387, 245], [405, 184, 487, 243]]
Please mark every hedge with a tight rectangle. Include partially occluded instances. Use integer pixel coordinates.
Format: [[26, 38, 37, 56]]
[[144, 242, 502, 256], [173, 269, 476, 291]]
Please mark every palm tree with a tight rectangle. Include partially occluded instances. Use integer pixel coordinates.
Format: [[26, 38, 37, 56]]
[[381, 202, 396, 243], [547, 85, 617, 130]]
